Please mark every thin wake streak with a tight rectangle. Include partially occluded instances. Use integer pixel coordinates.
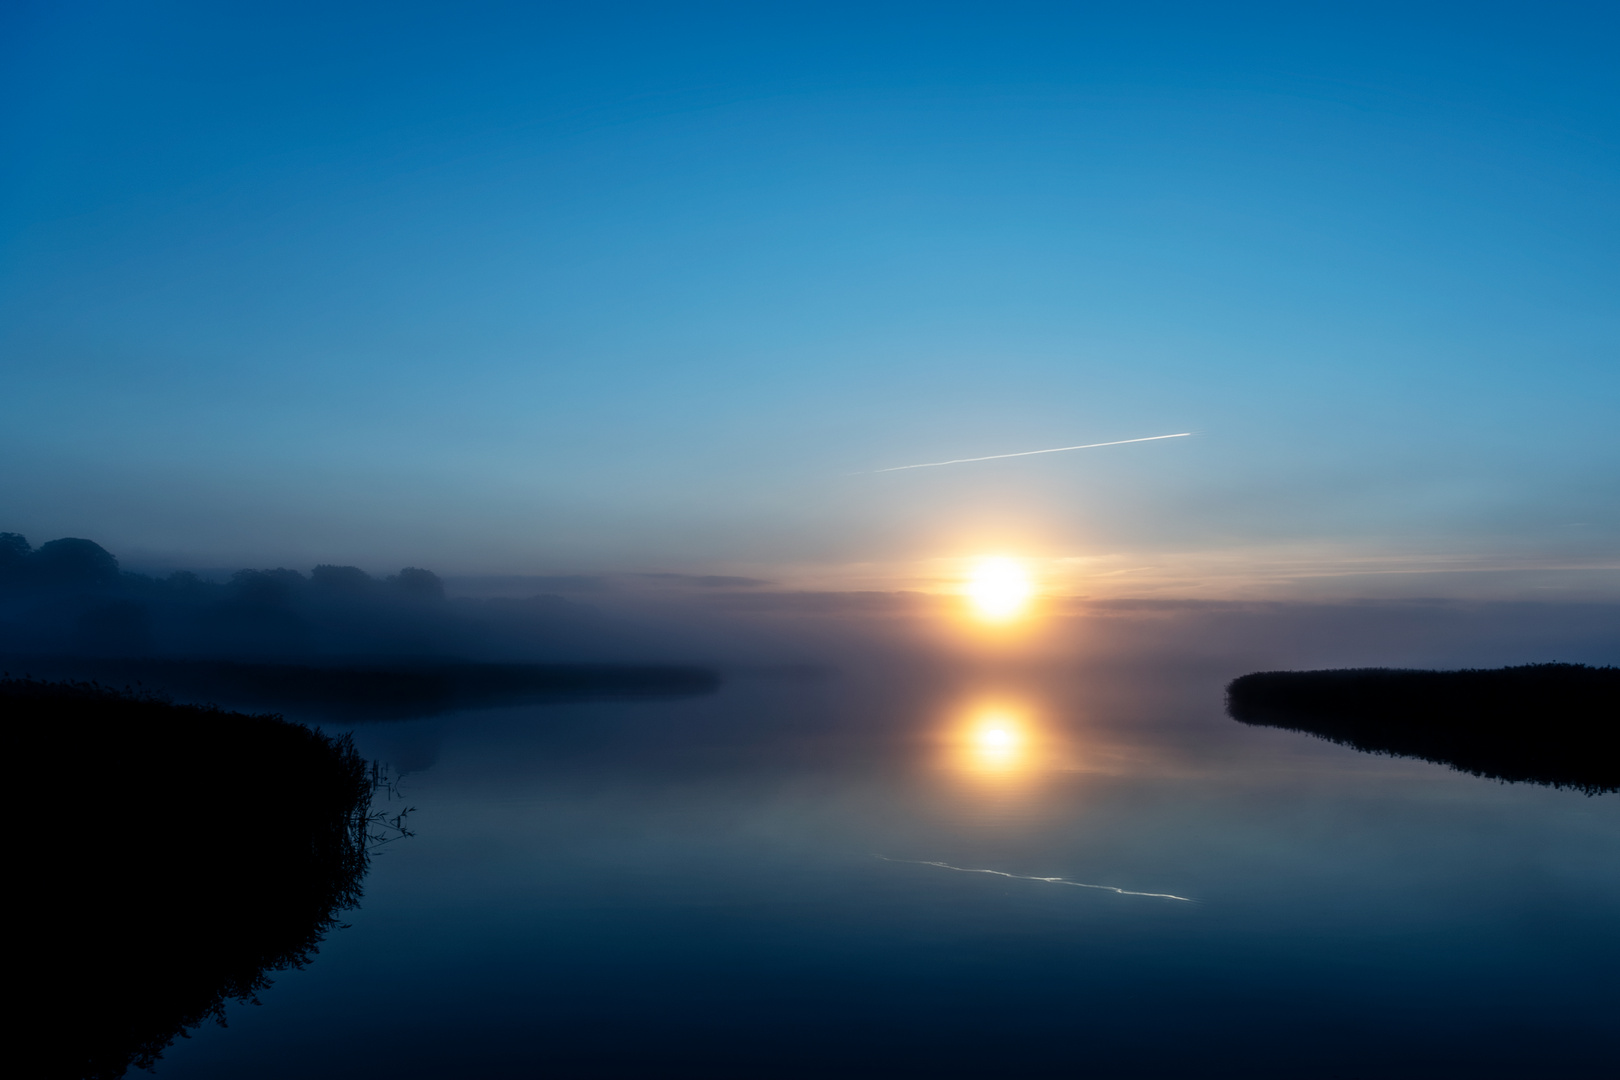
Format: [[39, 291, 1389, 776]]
[[878, 856, 1195, 902], [871, 432, 1192, 473]]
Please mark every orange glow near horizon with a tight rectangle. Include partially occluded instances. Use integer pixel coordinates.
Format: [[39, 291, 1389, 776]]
[[964, 556, 1034, 623]]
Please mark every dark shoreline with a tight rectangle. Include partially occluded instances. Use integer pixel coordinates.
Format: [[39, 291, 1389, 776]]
[[1226, 663, 1619, 793], [0, 654, 722, 720], [8, 678, 379, 1079]]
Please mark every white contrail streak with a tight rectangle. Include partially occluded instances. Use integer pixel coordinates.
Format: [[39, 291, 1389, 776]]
[[872, 432, 1192, 473], [878, 856, 1195, 902]]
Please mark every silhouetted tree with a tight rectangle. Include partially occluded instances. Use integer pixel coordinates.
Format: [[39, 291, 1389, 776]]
[[161, 570, 212, 600], [0, 532, 30, 583], [30, 537, 119, 587], [229, 568, 305, 606], [73, 601, 152, 655], [310, 564, 372, 595], [388, 566, 445, 601]]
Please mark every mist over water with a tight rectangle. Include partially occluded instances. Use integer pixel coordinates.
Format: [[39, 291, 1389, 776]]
[[97, 595, 1614, 1080]]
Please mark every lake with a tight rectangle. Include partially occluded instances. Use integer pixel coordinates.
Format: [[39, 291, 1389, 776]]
[[146, 628, 1618, 1078]]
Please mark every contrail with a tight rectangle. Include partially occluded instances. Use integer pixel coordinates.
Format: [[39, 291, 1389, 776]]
[[878, 856, 1195, 902], [872, 432, 1192, 473]]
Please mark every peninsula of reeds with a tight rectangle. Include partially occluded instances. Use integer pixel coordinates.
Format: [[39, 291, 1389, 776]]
[[1226, 663, 1619, 793]]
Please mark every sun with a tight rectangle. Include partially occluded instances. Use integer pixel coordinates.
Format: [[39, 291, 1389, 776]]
[[965, 557, 1033, 623]]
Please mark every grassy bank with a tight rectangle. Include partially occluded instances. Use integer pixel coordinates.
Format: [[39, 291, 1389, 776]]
[[7, 679, 378, 1079]]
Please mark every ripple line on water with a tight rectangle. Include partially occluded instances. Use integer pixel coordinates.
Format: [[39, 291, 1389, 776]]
[[877, 856, 1196, 902]]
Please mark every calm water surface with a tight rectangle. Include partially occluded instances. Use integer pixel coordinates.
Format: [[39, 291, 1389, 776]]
[[154, 657, 1618, 1078]]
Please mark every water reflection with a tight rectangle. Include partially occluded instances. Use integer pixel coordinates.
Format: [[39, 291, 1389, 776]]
[[880, 857, 1196, 902], [145, 659, 1620, 1080], [963, 703, 1029, 772], [944, 697, 1031, 778], [937, 693, 1083, 808]]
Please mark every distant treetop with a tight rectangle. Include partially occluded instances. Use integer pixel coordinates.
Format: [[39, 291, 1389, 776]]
[[230, 568, 306, 606], [0, 533, 30, 578], [389, 567, 445, 601], [30, 537, 120, 586], [310, 564, 373, 594]]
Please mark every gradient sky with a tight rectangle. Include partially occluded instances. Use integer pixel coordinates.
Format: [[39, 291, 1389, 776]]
[[3, 1, 1617, 596]]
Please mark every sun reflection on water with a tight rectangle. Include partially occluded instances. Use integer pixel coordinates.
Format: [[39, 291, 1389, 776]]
[[942, 696, 1065, 787], [967, 708, 1027, 771], [929, 693, 1087, 830]]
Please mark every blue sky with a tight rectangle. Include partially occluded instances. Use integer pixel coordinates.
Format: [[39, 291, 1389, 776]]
[[3, 1, 1616, 595]]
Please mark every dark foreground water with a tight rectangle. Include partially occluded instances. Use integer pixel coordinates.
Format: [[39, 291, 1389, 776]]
[[147, 653, 1618, 1079]]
